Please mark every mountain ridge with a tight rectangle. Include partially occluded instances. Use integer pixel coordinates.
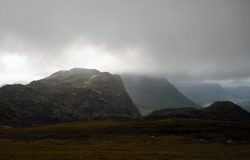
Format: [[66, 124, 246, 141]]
[[173, 82, 234, 107], [121, 74, 200, 115], [146, 101, 250, 121], [0, 68, 141, 126]]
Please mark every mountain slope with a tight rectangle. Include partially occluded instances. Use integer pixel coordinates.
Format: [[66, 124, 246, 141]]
[[0, 84, 6, 88], [174, 82, 234, 107], [121, 75, 200, 115], [238, 100, 250, 112], [0, 68, 141, 126], [203, 101, 250, 121], [147, 101, 250, 121], [225, 86, 250, 99], [147, 107, 203, 119]]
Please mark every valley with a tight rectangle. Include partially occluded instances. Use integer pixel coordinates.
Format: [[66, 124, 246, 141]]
[[1, 1, 250, 159], [1, 69, 250, 160]]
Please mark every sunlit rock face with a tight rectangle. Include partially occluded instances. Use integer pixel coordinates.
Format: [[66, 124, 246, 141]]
[[0, 68, 141, 126]]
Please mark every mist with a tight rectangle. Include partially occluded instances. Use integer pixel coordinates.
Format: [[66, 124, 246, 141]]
[[0, 0, 250, 86]]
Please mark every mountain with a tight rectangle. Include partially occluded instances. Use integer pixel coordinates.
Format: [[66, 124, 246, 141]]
[[0, 81, 28, 88], [202, 101, 250, 121], [225, 86, 250, 99], [147, 101, 250, 121], [14, 80, 29, 85], [0, 68, 141, 126], [0, 84, 6, 88], [146, 107, 203, 119], [173, 82, 234, 107], [121, 75, 200, 115], [238, 100, 250, 112]]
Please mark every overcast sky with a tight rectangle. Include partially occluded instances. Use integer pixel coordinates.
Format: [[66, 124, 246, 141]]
[[0, 0, 250, 86]]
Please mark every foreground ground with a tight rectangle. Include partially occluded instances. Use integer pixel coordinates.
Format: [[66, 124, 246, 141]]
[[1, 118, 250, 160]]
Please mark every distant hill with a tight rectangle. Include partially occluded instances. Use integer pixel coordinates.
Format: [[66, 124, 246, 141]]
[[146, 101, 250, 121], [146, 107, 203, 119], [173, 82, 234, 107], [121, 75, 200, 115], [238, 100, 250, 112], [0, 68, 141, 126], [0, 81, 28, 88], [14, 80, 29, 85], [225, 86, 250, 99], [0, 84, 6, 88]]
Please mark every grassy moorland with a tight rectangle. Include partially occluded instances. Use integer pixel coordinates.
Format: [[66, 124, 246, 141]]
[[1, 118, 250, 160]]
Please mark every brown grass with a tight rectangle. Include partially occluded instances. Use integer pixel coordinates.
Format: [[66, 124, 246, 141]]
[[0, 118, 250, 160]]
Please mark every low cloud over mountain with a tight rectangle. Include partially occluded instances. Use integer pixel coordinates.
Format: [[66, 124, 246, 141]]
[[0, 0, 250, 86]]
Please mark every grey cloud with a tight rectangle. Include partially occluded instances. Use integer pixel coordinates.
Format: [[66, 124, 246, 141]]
[[0, 0, 250, 85]]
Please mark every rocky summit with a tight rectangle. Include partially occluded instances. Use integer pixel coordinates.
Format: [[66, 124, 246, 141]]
[[0, 68, 141, 126]]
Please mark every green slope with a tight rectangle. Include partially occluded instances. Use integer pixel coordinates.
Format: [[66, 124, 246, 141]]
[[122, 75, 200, 115]]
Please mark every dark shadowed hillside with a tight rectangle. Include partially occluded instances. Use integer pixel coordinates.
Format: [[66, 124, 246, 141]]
[[0, 68, 141, 126], [146, 107, 203, 119], [121, 75, 200, 115], [147, 101, 250, 121], [203, 101, 250, 121]]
